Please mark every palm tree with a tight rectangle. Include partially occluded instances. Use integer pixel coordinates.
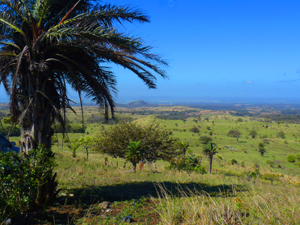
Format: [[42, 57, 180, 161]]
[[0, 0, 167, 153], [258, 142, 266, 156], [126, 141, 143, 173], [202, 141, 218, 174], [178, 141, 189, 156]]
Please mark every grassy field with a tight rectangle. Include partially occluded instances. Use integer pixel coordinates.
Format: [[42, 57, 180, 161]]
[[2, 105, 300, 224]]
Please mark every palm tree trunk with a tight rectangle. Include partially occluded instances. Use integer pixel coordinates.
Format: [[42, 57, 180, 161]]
[[209, 155, 213, 174], [132, 162, 137, 173], [86, 147, 89, 160], [19, 72, 55, 153], [18, 73, 57, 205]]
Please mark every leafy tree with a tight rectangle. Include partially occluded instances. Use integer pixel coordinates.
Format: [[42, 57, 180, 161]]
[[227, 129, 242, 141], [276, 131, 285, 139], [67, 139, 82, 158], [199, 136, 212, 144], [177, 141, 189, 156], [94, 121, 180, 162], [0, 1, 167, 153], [249, 130, 258, 138], [237, 118, 243, 122], [287, 155, 296, 163], [77, 136, 95, 160], [258, 142, 266, 156], [189, 126, 199, 133], [202, 141, 218, 174], [126, 141, 144, 173], [231, 159, 238, 165]]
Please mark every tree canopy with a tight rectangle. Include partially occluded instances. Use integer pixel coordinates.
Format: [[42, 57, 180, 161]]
[[94, 121, 180, 162], [227, 129, 242, 141]]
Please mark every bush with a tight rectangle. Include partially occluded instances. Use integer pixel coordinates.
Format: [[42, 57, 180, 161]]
[[227, 130, 241, 140], [276, 131, 285, 139], [0, 146, 57, 220], [262, 139, 270, 144], [51, 136, 58, 144], [287, 155, 300, 163], [266, 160, 275, 167], [94, 121, 180, 162], [237, 118, 243, 122], [260, 173, 283, 184], [199, 136, 212, 144], [231, 159, 238, 165], [165, 155, 207, 174], [189, 126, 200, 133]]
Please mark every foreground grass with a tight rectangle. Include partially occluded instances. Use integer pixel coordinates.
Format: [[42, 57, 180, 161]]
[[37, 150, 300, 224]]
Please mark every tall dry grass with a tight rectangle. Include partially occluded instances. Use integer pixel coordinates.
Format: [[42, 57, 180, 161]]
[[156, 181, 300, 225]]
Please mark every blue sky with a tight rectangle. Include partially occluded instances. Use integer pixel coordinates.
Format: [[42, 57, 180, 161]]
[[109, 0, 300, 103], [1, 0, 300, 104]]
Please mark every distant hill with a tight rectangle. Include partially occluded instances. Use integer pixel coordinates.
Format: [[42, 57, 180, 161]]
[[115, 100, 172, 108], [127, 100, 149, 108], [0, 103, 9, 110]]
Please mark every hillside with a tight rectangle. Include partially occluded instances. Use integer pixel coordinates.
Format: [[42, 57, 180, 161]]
[[2, 105, 300, 224]]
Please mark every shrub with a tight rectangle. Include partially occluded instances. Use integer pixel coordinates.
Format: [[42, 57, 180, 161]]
[[199, 136, 212, 144], [287, 155, 300, 163], [266, 160, 275, 167], [262, 139, 270, 144], [94, 121, 180, 162], [51, 136, 58, 144], [237, 118, 243, 122], [276, 131, 285, 139], [261, 173, 283, 184], [0, 146, 57, 220], [249, 130, 258, 138], [189, 126, 200, 133], [165, 155, 207, 174], [227, 130, 241, 141], [231, 159, 238, 165]]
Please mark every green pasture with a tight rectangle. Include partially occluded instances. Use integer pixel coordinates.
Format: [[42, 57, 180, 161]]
[[2, 106, 300, 224]]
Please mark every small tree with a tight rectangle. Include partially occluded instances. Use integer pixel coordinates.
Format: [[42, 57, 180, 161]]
[[77, 136, 95, 160], [94, 121, 180, 162], [189, 126, 200, 133], [202, 141, 218, 174], [258, 142, 266, 156], [199, 136, 212, 144], [249, 130, 258, 139], [67, 139, 82, 158], [276, 131, 285, 139], [227, 130, 242, 141], [178, 141, 190, 156], [126, 141, 144, 173]]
